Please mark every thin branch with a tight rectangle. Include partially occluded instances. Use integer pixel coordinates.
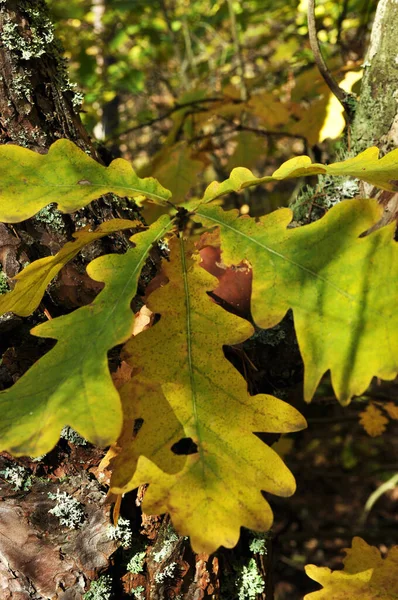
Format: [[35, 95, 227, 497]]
[[187, 124, 307, 145], [110, 97, 231, 140], [307, 0, 355, 120]]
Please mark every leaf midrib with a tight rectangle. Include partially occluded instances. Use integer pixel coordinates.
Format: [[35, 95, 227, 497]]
[[195, 208, 356, 302]]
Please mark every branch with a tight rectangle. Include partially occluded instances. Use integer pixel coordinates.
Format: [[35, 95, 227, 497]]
[[307, 0, 356, 120], [187, 124, 307, 145], [109, 97, 232, 140]]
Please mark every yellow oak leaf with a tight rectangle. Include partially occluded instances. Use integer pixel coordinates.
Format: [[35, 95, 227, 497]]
[[0, 219, 139, 317], [111, 236, 306, 553], [359, 404, 388, 437], [305, 537, 398, 599]]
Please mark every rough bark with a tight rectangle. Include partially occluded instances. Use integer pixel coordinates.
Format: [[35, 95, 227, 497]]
[[0, 0, 94, 152], [351, 0, 398, 227], [352, 0, 398, 153]]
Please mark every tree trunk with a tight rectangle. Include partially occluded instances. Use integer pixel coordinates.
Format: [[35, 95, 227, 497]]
[[352, 0, 398, 153], [0, 0, 93, 151], [351, 0, 398, 227]]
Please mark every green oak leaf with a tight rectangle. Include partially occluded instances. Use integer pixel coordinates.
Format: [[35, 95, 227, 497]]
[[195, 199, 398, 404], [0, 216, 173, 456], [0, 139, 171, 223]]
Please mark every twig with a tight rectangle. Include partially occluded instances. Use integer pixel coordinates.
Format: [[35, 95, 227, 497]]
[[110, 97, 229, 140], [188, 122, 307, 145], [307, 0, 355, 120]]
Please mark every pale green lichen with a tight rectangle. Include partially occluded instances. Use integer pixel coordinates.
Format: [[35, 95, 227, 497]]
[[248, 324, 286, 347], [61, 425, 87, 446], [154, 562, 177, 584], [236, 558, 265, 600], [126, 551, 146, 574], [131, 586, 145, 600], [34, 204, 65, 231], [290, 173, 359, 224], [83, 575, 112, 600], [10, 68, 32, 100], [0, 265, 9, 295], [2, 8, 54, 61], [107, 516, 132, 549], [249, 532, 268, 556], [1, 2, 84, 114], [0, 465, 32, 491], [48, 489, 85, 529], [152, 526, 179, 563]]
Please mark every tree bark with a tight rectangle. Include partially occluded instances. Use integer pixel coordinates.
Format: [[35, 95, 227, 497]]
[[0, 0, 93, 152], [352, 0, 398, 153], [351, 0, 398, 228]]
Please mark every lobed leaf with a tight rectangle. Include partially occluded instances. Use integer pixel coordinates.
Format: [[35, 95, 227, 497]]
[[0, 219, 139, 317], [200, 147, 398, 205], [111, 236, 306, 554], [359, 404, 388, 437], [305, 537, 398, 599], [194, 199, 398, 404], [0, 216, 173, 457], [0, 140, 171, 223]]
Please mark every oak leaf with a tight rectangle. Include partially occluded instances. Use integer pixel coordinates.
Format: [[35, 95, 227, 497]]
[[194, 199, 398, 404], [111, 236, 306, 553], [149, 142, 204, 204], [200, 146, 398, 205], [0, 219, 139, 317], [359, 404, 388, 437], [0, 216, 173, 456], [305, 537, 398, 599], [384, 402, 398, 420], [0, 140, 171, 223]]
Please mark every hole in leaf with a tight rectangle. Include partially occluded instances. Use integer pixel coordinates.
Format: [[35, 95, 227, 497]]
[[171, 437, 198, 455], [133, 418, 144, 437]]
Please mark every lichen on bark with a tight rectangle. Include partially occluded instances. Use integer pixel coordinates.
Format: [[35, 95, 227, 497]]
[[0, 0, 90, 150], [352, 0, 398, 154]]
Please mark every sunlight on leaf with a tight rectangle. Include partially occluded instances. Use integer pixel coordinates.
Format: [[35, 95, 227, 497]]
[[199, 147, 398, 205], [305, 537, 398, 599], [194, 199, 398, 404], [0, 219, 139, 317], [0, 216, 173, 456], [0, 140, 171, 223], [111, 236, 306, 554]]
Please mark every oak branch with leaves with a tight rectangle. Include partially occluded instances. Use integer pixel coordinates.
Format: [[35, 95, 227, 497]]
[[0, 139, 397, 553]]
